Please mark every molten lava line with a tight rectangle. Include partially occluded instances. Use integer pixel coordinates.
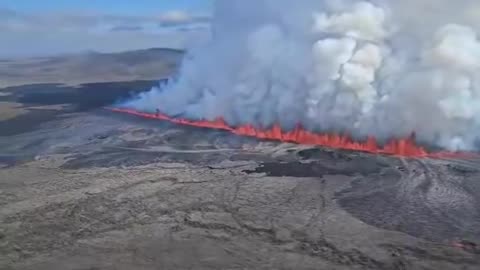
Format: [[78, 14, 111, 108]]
[[108, 107, 473, 159]]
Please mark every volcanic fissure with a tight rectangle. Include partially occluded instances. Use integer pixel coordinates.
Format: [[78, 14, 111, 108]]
[[108, 107, 471, 158]]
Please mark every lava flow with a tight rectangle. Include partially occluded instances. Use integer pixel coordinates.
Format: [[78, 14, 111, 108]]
[[108, 107, 473, 159]]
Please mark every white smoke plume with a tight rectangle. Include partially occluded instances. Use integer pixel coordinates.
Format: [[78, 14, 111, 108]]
[[122, 0, 480, 151]]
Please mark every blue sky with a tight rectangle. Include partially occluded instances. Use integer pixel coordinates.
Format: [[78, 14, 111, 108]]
[[1, 0, 211, 15], [0, 0, 213, 58]]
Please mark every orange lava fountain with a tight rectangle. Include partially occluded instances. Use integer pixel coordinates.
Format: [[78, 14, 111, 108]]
[[108, 107, 474, 159]]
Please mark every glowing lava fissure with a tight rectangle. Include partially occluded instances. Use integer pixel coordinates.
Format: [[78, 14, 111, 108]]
[[107, 107, 472, 159]]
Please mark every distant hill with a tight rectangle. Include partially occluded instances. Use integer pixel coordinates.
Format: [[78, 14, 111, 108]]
[[0, 48, 185, 88]]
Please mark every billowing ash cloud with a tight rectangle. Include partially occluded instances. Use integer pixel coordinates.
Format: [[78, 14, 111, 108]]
[[122, 0, 480, 151]]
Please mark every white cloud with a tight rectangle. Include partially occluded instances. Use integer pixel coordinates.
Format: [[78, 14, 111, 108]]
[[158, 10, 210, 26]]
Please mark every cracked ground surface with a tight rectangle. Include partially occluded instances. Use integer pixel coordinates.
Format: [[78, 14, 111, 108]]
[[1, 109, 479, 270]]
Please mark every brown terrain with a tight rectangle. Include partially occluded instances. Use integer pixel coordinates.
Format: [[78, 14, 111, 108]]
[[0, 49, 479, 270]]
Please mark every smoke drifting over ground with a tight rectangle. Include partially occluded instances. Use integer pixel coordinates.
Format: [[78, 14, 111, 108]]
[[122, 0, 480, 151]]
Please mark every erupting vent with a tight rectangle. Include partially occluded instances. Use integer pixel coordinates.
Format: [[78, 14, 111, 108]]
[[108, 108, 472, 159]]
